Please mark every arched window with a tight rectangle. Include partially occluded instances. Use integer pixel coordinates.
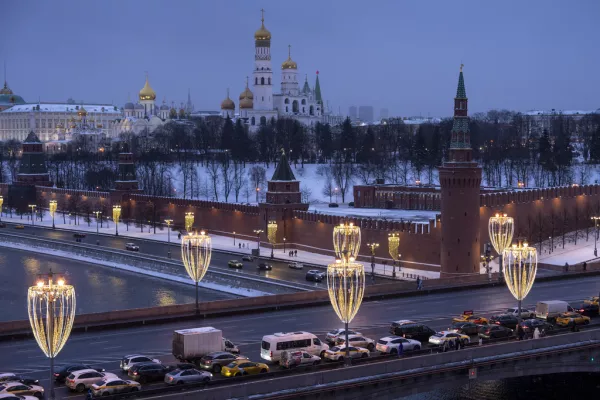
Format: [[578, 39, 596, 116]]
[[251, 116, 255, 125], [301, 99, 306, 105], [260, 116, 266, 126], [261, 77, 265, 85], [310, 105, 314, 115], [292, 100, 299, 113], [255, 77, 258, 85]]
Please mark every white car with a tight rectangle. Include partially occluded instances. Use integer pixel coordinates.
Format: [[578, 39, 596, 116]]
[[323, 345, 369, 361], [0, 382, 44, 399], [335, 334, 375, 351], [376, 336, 421, 354], [428, 331, 470, 347], [125, 243, 139, 251], [120, 354, 161, 371], [65, 369, 118, 393], [0, 394, 39, 400], [325, 328, 361, 345], [91, 378, 141, 397], [506, 307, 535, 319], [280, 350, 321, 368], [288, 262, 303, 269]]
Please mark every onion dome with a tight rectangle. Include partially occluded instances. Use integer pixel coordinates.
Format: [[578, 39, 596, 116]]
[[124, 102, 134, 110], [0, 81, 13, 95], [139, 74, 156, 101], [239, 77, 253, 101], [254, 10, 271, 41], [134, 103, 144, 110], [77, 106, 87, 117], [221, 89, 235, 110], [160, 98, 169, 110], [239, 96, 253, 109], [281, 45, 297, 70]]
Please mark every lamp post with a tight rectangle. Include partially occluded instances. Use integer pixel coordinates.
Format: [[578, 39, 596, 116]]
[[334, 187, 339, 203], [233, 231, 236, 246], [283, 237, 286, 253], [481, 243, 495, 281], [181, 231, 212, 314], [592, 216, 600, 257], [28, 269, 76, 400], [267, 221, 277, 259], [366, 242, 379, 282], [113, 205, 121, 236], [185, 212, 194, 233], [165, 219, 173, 243], [0, 195, 3, 221], [93, 211, 101, 233], [255, 187, 260, 203], [29, 204, 36, 225], [388, 232, 400, 278], [489, 213, 514, 281], [502, 241, 538, 326], [253, 229, 263, 253], [49, 200, 57, 229]]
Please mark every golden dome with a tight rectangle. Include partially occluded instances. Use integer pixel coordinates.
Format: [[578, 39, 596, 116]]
[[239, 77, 254, 100], [221, 89, 235, 110], [139, 74, 156, 101], [281, 45, 297, 70], [239, 96, 253, 109], [77, 106, 87, 117], [254, 9, 271, 41]]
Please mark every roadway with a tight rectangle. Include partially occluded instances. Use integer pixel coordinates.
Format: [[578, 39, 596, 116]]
[[0, 222, 389, 289], [0, 274, 598, 399]]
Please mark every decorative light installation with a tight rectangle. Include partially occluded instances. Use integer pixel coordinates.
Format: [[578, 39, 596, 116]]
[[181, 231, 212, 313], [29, 204, 36, 226], [0, 195, 3, 222], [49, 200, 57, 229], [267, 220, 277, 258], [333, 222, 361, 262], [112, 205, 121, 236], [28, 269, 76, 400], [488, 213, 514, 277], [185, 212, 194, 233], [502, 241, 537, 322], [165, 219, 173, 243], [388, 233, 400, 261]]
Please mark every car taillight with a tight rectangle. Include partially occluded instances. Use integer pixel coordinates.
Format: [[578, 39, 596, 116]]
[[133, 372, 137, 375], [495, 321, 501, 325], [270, 351, 273, 358], [580, 309, 585, 312]]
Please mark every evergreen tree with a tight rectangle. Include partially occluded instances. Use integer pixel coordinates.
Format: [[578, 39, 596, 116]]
[[340, 117, 356, 162], [357, 127, 375, 163], [315, 122, 333, 162], [590, 125, 600, 163], [412, 126, 427, 180], [220, 116, 235, 151]]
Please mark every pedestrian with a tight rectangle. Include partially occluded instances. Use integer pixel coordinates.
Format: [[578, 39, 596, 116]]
[[398, 340, 403, 357], [239, 243, 241, 249], [449, 339, 455, 351], [518, 325, 525, 341], [86, 389, 94, 400], [583, 262, 587, 271], [565, 262, 569, 272], [178, 233, 181, 240], [294, 250, 297, 257], [533, 327, 540, 339], [442, 340, 448, 353], [418, 277, 423, 290], [416, 277, 420, 290], [478, 337, 483, 346]]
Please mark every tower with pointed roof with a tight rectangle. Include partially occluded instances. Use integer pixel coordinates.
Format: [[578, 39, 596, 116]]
[[15, 130, 52, 187], [314, 71, 323, 108], [139, 73, 156, 117], [253, 9, 273, 111], [438, 65, 482, 277]]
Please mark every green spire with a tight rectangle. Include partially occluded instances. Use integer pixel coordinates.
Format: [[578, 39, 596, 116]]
[[456, 63, 466, 99], [271, 149, 296, 181], [302, 74, 311, 94], [314, 71, 323, 106]]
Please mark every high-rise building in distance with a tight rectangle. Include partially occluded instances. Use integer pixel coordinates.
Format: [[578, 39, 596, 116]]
[[358, 105, 374, 123], [348, 105, 357, 119]]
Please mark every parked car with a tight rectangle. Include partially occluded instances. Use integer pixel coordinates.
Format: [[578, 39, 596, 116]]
[[0, 382, 44, 399], [198, 352, 248, 373], [125, 242, 139, 251], [328, 203, 339, 208], [452, 311, 488, 325], [389, 320, 416, 333], [241, 255, 254, 262], [326, 329, 361, 345], [555, 312, 590, 327], [375, 336, 421, 354], [584, 296, 599, 306], [228, 260, 243, 268], [280, 350, 321, 368], [54, 364, 105, 383], [164, 369, 212, 385], [73, 233, 86, 239], [163, 363, 197, 371], [128, 363, 173, 383], [478, 325, 513, 339], [0, 374, 39, 386], [221, 360, 269, 377], [120, 354, 161, 371], [323, 345, 369, 361], [519, 319, 554, 335], [489, 314, 519, 329], [91, 378, 140, 397], [428, 331, 470, 347], [449, 322, 481, 336], [65, 369, 118, 393], [571, 302, 599, 317], [257, 263, 272, 271], [13, 225, 24, 229], [335, 334, 375, 351], [389, 323, 437, 342], [0, 394, 39, 400], [505, 307, 536, 319], [305, 270, 326, 282], [288, 262, 303, 270]]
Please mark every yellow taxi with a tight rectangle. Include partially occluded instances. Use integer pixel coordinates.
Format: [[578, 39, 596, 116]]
[[14, 225, 25, 229], [452, 311, 488, 325], [323, 345, 369, 361], [555, 312, 590, 327], [584, 296, 599, 306], [220, 360, 269, 377]]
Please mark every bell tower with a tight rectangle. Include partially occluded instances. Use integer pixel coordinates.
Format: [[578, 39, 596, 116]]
[[439, 65, 482, 277]]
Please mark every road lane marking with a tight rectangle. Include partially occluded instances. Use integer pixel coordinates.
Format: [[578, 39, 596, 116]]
[[103, 346, 122, 349], [90, 341, 109, 345], [238, 329, 255, 333], [15, 349, 38, 353]]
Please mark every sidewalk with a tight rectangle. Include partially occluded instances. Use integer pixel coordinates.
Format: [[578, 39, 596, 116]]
[[0, 212, 440, 281]]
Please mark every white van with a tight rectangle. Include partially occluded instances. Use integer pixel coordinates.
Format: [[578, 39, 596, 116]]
[[535, 300, 573, 322], [261, 331, 329, 363]]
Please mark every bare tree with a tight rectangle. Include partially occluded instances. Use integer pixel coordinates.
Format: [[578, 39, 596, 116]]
[[331, 160, 354, 203], [317, 164, 334, 202], [206, 158, 220, 201], [248, 165, 266, 202], [355, 163, 375, 185], [221, 159, 235, 202], [232, 162, 247, 202], [301, 184, 313, 204]]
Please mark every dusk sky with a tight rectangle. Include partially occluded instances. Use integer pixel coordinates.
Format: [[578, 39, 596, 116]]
[[2, 0, 599, 117]]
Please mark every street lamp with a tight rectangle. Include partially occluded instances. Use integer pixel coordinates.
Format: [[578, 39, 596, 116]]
[[502, 241, 537, 325], [185, 212, 194, 233], [233, 231, 236, 246], [181, 231, 212, 314], [489, 213, 514, 280], [333, 222, 361, 262], [592, 216, 600, 256], [255, 187, 261, 203], [366, 242, 379, 282], [283, 237, 286, 253], [481, 243, 495, 281], [334, 187, 339, 203], [165, 219, 173, 243], [28, 269, 76, 400], [29, 204, 36, 225], [93, 211, 101, 233], [113, 205, 121, 236], [388, 232, 401, 278], [253, 229, 263, 253], [267, 220, 277, 259], [49, 200, 57, 229]]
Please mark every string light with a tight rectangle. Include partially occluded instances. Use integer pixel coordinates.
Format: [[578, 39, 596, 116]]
[[49, 200, 57, 229], [267, 220, 277, 245], [112, 205, 121, 236], [333, 222, 361, 262], [327, 259, 365, 324], [185, 212, 194, 233], [502, 242, 537, 302], [489, 213, 514, 275], [388, 233, 400, 261], [181, 231, 211, 313]]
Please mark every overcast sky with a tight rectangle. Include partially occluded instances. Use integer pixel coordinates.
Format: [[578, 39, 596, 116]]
[[1, 0, 598, 117]]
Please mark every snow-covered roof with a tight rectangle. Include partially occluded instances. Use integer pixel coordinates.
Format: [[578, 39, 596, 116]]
[[2, 103, 120, 114], [308, 203, 437, 223], [523, 109, 600, 116]]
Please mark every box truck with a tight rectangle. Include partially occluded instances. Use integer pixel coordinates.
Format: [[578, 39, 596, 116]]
[[535, 300, 573, 322], [172, 327, 239, 363]]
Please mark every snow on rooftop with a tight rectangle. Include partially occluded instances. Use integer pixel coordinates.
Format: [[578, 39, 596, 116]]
[[308, 203, 437, 223], [523, 109, 599, 116], [2, 103, 120, 114]]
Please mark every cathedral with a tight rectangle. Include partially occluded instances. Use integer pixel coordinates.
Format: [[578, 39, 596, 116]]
[[220, 10, 340, 129]]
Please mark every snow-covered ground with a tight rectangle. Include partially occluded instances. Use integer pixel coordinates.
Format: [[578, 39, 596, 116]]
[[536, 235, 599, 266]]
